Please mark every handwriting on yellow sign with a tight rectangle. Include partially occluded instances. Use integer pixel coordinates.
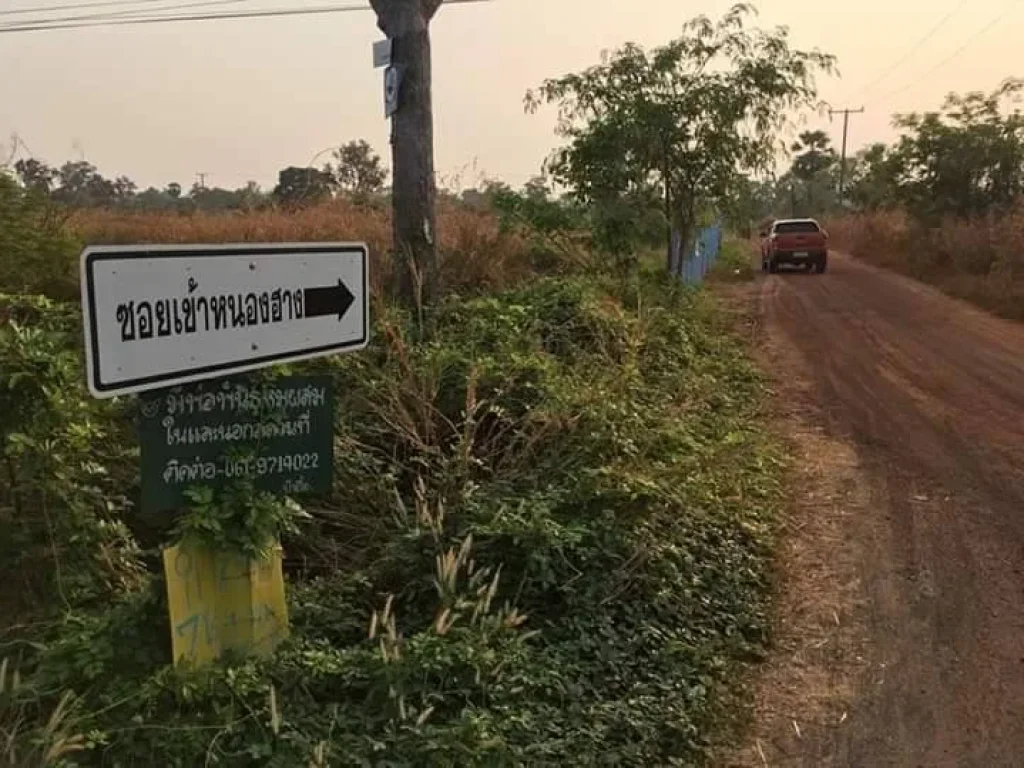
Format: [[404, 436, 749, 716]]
[[163, 542, 289, 666]]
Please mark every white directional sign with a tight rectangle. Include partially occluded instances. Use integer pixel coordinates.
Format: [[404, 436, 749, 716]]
[[80, 243, 368, 398]]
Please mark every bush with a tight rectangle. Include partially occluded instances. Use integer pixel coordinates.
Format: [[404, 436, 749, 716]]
[[0, 294, 145, 621], [3, 267, 783, 765], [0, 174, 79, 299], [708, 238, 756, 282]]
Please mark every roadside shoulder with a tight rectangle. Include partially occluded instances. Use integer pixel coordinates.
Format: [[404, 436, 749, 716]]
[[713, 278, 876, 767]]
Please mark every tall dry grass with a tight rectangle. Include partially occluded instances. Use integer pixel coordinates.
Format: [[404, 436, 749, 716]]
[[828, 208, 1024, 320], [66, 200, 540, 299]]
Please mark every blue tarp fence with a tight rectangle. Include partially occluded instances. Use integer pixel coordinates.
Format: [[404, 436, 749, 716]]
[[670, 224, 722, 285]]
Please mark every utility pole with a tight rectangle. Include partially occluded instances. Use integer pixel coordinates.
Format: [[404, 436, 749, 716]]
[[830, 107, 864, 209], [370, 0, 443, 309], [196, 172, 208, 190]]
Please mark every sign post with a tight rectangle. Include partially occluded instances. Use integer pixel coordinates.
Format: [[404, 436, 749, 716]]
[[80, 242, 369, 667]]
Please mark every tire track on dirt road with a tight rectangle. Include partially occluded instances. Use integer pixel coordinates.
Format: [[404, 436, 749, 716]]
[[740, 253, 1024, 766]]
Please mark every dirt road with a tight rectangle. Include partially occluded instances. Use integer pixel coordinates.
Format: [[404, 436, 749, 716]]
[[741, 252, 1024, 766]]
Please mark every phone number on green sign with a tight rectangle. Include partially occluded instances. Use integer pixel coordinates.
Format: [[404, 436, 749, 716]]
[[162, 453, 322, 485]]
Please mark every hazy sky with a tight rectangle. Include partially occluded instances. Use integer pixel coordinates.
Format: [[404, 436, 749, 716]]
[[0, 0, 1019, 191]]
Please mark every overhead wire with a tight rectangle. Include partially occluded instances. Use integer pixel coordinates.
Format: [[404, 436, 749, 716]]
[[0, 3, 376, 32], [852, 0, 970, 99], [0, 0, 193, 17], [0, 0, 489, 32], [874, 0, 1019, 103], [0, 0, 254, 29]]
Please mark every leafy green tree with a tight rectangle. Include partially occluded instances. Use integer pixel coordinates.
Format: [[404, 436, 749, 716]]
[[133, 187, 175, 211], [331, 140, 388, 198], [722, 174, 778, 235], [790, 130, 836, 181], [272, 166, 333, 207], [527, 3, 834, 269], [787, 129, 837, 212], [887, 79, 1024, 220], [237, 181, 266, 211], [491, 176, 584, 234], [847, 142, 901, 211], [13, 158, 56, 194], [49, 161, 135, 207], [52, 161, 106, 206], [187, 183, 265, 212], [0, 172, 78, 296], [458, 178, 513, 211]]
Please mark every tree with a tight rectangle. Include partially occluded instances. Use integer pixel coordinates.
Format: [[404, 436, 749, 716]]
[[13, 158, 56, 194], [272, 166, 333, 207], [786, 130, 838, 213], [722, 174, 777, 236], [528, 4, 834, 272], [887, 79, 1024, 220], [458, 178, 512, 211], [0, 171, 77, 296], [369, 0, 444, 307], [790, 130, 836, 180], [332, 140, 387, 198], [50, 161, 127, 207], [847, 143, 901, 211], [237, 181, 266, 211], [166, 182, 182, 199]]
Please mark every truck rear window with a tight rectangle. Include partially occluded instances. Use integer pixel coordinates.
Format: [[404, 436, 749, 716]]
[[774, 221, 820, 234]]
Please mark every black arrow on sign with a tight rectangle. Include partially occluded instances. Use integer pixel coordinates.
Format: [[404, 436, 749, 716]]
[[303, 279, 356, 320]]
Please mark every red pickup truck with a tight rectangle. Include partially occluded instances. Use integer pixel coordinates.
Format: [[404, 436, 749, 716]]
[[760, 218, 829, 274]]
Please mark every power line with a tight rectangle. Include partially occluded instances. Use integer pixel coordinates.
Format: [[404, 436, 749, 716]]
[[0, 0, 188, 17], [0, 0, 252, 30], [0, 3, 371, 32], [0, 0, 489, 32], [853, 0, 969, 98], [875, 0, 1018, 103]]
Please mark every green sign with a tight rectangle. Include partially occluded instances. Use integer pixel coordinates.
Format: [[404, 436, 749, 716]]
[[138, 375, 334, 512]]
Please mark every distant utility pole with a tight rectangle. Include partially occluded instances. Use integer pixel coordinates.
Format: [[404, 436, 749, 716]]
[[830, 107, 864, 208], [370, 0, 443, 309], [196, 172, 208, 190]]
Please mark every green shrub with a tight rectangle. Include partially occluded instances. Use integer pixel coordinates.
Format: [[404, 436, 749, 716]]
[[6, 272, 782, 766], [0, 294, 144, 621], [0, 174, 79, 300]]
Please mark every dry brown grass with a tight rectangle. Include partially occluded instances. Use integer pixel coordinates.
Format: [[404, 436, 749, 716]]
[[827, 208, 1024, 320], [66, 200, 540, 299]]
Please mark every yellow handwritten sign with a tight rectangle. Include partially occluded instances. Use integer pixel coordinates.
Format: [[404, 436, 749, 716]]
[[163, 542, 289, 666]]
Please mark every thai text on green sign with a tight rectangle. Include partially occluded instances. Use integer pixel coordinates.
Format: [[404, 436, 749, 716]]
[[138, 375, 333, 511]]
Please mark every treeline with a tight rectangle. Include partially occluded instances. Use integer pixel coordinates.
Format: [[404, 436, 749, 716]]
[[733, 78, 1024, 225], [7, 139, 390, 212]]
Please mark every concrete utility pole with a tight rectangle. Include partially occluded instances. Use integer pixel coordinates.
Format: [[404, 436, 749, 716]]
[[370, 0, 442, 308], [830, 107, 864, 208]]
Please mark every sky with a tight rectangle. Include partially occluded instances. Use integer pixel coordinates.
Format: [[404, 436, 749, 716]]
[[0, 0, 1019, 191]]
